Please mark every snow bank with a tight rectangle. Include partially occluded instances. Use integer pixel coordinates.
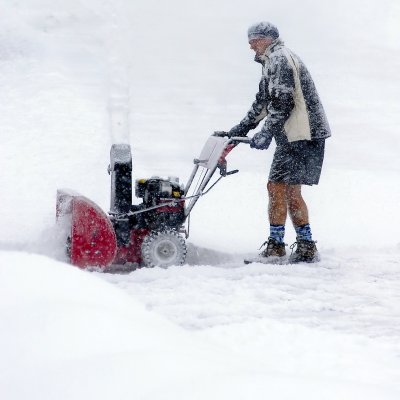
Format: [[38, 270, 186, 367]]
[[0, 251, 238, 399]]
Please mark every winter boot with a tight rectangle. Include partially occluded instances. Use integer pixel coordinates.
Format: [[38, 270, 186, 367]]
[[243, 238, 287, 265], [259, 238, 286, 258], [289, 239, 319, 263]]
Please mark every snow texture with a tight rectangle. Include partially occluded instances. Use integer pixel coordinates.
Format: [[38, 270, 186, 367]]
[[1, 0, 400, 399]]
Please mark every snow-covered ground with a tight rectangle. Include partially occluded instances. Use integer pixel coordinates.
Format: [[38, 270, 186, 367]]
[[1, 0, 400, 399]]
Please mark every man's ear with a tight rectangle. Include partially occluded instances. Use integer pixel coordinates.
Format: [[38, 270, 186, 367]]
[[266, 37, 274, 46]]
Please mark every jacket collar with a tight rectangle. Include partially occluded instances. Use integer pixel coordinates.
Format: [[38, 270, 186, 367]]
[[254, 38, 284, 64]]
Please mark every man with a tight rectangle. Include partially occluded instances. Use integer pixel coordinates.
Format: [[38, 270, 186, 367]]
[[222, 22, 331, 263]]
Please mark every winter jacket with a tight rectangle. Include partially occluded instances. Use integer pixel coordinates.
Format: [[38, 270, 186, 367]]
[[231, 39, 331, 142]]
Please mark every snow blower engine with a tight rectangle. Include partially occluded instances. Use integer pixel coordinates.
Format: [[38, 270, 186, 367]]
[[56, 134, 249, 270]]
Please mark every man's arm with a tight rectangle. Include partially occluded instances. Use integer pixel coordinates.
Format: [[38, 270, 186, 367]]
[[261, 54, 295, 135]]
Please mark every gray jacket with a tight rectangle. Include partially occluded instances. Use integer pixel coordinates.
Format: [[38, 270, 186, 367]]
[[231, 39, 331, 143]]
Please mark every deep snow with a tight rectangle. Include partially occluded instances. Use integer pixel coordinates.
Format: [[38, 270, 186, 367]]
[[1, 0, 400, 399]]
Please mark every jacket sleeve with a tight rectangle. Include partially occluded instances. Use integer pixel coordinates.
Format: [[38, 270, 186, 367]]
[[261, 54, 295, 135], [229, 77, 268, 137]]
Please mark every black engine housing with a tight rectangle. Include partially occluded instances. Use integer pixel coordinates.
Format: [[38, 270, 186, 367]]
[[135, 177, 185, 230], [109, 144, 185, 244]]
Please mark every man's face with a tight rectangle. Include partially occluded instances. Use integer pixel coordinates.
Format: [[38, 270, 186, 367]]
[[249, 38, 270, 57]]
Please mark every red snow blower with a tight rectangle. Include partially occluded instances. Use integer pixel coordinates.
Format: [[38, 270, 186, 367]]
[[56, 134, 249, 270]]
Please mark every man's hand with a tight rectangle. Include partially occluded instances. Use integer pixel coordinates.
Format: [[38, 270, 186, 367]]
[[228, 124, 246, 138], [214, 124, 248, 138], [250, 130, 273, 150]]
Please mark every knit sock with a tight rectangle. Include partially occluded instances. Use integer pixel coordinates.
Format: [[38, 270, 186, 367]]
[[295, 224, 313, 241], [269, 224, 285, 243]]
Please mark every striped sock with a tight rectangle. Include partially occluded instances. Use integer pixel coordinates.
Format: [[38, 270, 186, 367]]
[[295, 224, 312, 241], [269, 224, 285, 243]]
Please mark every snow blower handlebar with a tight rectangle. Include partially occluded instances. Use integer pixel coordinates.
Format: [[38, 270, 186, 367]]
[[230, 137, 251, 145], [183, 135, 250, 218]]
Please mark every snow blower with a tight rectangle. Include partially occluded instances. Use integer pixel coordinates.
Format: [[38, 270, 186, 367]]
[[56, 134, 249, 270]]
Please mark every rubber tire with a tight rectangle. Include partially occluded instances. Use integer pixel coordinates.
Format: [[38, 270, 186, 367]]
[[141, 230, 187, 268]]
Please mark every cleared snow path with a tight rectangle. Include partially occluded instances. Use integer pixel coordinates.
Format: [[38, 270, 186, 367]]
[[100, 249, 400, 339]]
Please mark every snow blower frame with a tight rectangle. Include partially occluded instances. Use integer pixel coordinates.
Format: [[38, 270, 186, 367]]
[[56, 135, 249, 270]]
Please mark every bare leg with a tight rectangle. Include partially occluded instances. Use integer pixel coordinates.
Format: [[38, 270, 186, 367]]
[[286, 185, 309, 226], [267, 182, 288, 225]]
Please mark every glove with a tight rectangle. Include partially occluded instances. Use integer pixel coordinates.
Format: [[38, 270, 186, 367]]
[[250, 130, 273, 150], [228, 124, 247, 138]]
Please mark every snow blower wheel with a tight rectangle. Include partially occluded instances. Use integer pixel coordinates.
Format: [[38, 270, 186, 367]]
[[141, 230, 186, 268]]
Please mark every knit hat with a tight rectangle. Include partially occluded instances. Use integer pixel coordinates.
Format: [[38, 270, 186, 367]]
[[247, 22, 279, 41]]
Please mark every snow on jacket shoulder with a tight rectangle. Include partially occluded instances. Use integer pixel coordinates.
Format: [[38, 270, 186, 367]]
[[237, 40, 331, 141]]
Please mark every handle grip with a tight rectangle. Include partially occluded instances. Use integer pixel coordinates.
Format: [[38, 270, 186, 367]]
[[229, 137, 251, 145]]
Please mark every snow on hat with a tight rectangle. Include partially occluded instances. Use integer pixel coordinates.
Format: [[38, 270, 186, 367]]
[[247, 22, 279, 41]]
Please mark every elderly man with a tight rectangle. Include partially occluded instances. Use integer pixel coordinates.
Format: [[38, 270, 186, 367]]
[[224, 22, 331, 263]]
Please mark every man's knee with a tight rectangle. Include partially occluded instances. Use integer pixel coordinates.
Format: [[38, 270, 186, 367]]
[[267, 181, 287, 197]]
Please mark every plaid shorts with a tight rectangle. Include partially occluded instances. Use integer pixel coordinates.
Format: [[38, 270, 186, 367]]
[[269, 139, 325, 185]]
